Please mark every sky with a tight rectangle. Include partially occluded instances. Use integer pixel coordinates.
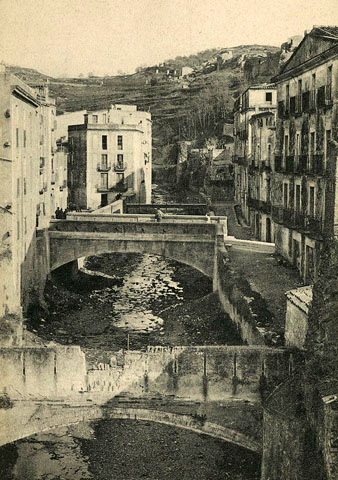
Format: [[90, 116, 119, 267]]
[[0, 0, 337, 78]]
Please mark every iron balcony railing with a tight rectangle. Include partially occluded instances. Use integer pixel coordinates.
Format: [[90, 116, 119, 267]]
[[248, 197, 272, 215], [272, 206, 323, 234], [97, 162, 111, 172], [275, 155, 283, 172], [96, 181, 128, 193], [285, 155, 295, 173], [113, 162, 127, 172]]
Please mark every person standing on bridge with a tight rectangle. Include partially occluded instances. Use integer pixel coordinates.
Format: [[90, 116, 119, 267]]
[[155, 208, 164, 223]]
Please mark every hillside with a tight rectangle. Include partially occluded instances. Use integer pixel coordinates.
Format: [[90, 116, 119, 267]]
[[8, 44, 282, 165]]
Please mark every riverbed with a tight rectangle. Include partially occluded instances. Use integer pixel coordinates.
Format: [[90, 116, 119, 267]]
[[27, 252, 242, 366]]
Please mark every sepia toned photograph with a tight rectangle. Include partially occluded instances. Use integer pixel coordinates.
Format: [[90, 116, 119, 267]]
[[0, 0, 338, 478]]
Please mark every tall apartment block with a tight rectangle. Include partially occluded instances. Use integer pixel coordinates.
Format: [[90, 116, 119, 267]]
[[67, 104, 152, 210], [0, 67, 63, 338], [271, 26, 338, 283], [233, 84, 277, 225]]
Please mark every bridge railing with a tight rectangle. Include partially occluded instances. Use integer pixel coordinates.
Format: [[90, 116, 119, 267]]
[[49, 218, 222, 238], [65, 211, 227, 226]]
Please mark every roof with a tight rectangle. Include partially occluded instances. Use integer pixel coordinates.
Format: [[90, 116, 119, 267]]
[[249, 111, 275, 122], [275, 26, 338, 79], [311, 25, 338, 40]]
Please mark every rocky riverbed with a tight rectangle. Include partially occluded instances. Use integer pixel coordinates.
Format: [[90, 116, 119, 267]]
[[0, 419, 261, 480], [26, 252, 242, 366]]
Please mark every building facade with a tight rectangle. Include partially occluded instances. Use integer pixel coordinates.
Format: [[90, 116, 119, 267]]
[[271, 26, 338, 283], [247, 110, 276, 242], [67, 104, 152, 210], [233, 84, 277, 223], [0, 67, 63, 328]]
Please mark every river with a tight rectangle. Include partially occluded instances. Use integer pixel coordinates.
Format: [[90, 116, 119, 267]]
[[0, 185, 261, 479]]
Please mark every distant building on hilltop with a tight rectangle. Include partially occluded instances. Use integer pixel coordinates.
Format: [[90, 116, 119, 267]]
[[66, 104, 152, 210]]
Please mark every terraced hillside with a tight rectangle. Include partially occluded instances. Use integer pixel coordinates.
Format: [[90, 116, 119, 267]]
[[8, 44, 281, 165]]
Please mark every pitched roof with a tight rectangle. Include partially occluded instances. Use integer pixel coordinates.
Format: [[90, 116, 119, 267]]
[[311, 25, 338, 40], [274, 26, 338, 80]]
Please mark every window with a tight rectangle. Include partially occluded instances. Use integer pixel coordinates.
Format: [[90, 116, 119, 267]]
[[266, 178, 271, 202], [308, 186, 315, 217], [117, 135, 123, 150], [295, 184, 301, 212], [16, 128, 19, 147], [92, 115, 98, 123], [17, 221, 20, 240], [284, 135, 289, 156], [295, 133, 300, 157], [283, 183, 289, 208], [286, 84, 290, 110], [102, 114, 107, 123], [102, 135, 107, 150], [298, 79, 302, 95], [23, 130, 26, 148], [117, 154, 124, 166], [101, 173, 108, 188], [267, 144, 271, 164], [17, 178, 20, 196], [23, 178, 27, 195], [312, 73, 316, 90], [327, 65, 332, 86], [101, 154, 108, 168], [266, 92, 272, 102], [325, 130, 331, 160], [24, 217, 27, 235]]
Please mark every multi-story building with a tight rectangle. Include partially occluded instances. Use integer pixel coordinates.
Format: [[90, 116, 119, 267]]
[[233, 84, 277, 222], [0, 67, 61, 325], [247, 110, 276, 242], [67, 104, 152, 210], [271, 26, 338, 283]]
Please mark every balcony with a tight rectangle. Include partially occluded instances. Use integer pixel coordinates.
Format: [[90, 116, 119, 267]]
[[295, 94, 302, 115], [285, 155, 295, 173], [325, 84, 333, 106], [111, 180, 128, 193], [317, 85, 326, 108], [278, 101, 286, 119], [272, 206, 283, 223], [97, 162, 111, 172], [303, 91, 310, 112], [233, 156, 247, 166], [306, 216, 322, 234], [275, 155, 283, 172], [248, 197, 272, 215], [296, 155, 308, 174], [309, 90, 316, 111], [289, 96, 296, 115], [271, 206, 322, 234], [113, 162, 127, 172], [248, 163, 258, 175], [260, 160, 272, 172]]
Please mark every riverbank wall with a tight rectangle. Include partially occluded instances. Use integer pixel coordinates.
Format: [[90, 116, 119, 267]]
[[214, 246, 275, 346], [0, 345, 87, 398]]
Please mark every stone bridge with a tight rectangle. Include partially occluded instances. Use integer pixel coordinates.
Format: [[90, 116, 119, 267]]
[[47, 213, 274, 280], [0, 345, 298, 452]]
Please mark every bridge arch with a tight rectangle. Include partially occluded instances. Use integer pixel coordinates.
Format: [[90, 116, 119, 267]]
[[3, 403, 261, 453], [49, 235, 215, 279]]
